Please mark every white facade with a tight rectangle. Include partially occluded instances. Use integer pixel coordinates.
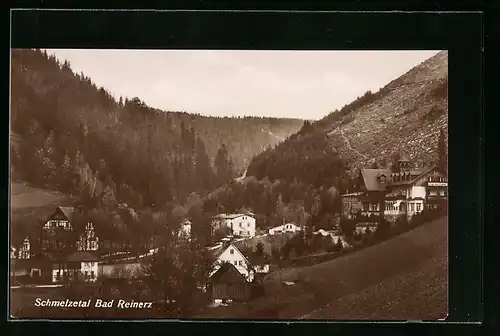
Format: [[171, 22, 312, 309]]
[[268, 223, 302, 235], [12, 237, 31, 259], [385, 185, 426, 218], [410, 186, 426, 199], [210, 244, 254, 282], [43, 218, 72, 230], [212, 214, 256, 237], [254, 264, 270, 274], [77, 223, 99, 251], [52, 261, 99, 283]]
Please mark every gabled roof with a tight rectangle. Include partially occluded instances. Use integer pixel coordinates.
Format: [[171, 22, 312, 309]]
[[360, 169, 391, 191], [211, 243, 251, 265], [58, 206, 76, 221], [398, 165, 443, 186], [245, 252, 270, 266], [210, 262, 248, 284]]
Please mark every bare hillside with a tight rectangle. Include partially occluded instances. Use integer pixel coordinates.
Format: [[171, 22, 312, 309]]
[[326, 51, 448, 176]]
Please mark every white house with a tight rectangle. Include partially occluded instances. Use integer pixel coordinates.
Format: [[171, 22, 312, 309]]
[[210, 243, 255, 282], [51, 251, 100, 283], [268, 222, 302, 235], [211, 213, 256, 238]]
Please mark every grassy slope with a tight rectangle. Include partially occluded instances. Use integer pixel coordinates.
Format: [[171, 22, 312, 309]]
[[196, 216, 448, 320], [10, 181, 75, 241]]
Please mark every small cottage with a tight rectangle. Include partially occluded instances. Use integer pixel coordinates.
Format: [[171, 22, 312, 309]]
[[210, 262, 251, 304]]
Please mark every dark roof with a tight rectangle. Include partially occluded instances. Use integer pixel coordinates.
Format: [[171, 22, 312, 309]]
[[58, 206, 76, 221], [360, 169, 391, 191], [246, 253, 270, 266], [66, 251, 100, 262], [32, 251, 65, 262], [210, 262, 248, 284], [10, 258, 34, 270], [212, 213, 253, 220]]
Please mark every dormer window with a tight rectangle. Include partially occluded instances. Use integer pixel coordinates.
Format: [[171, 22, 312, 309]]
[[379, 175, 386, 183]]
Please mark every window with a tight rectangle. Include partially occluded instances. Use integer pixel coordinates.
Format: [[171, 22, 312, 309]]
[[363, 204, 368, 212], [416, 203, 421, 212], [234, 261, 238, 265], [429, 190, 437, 196], [91, 271, 95, 279], [439, 190, 445, 196], [56, 271, 60, 280], [247, 223, 250, 227], [238, 261, 243, 266], [230, 249, 234, 255], [410, 203, 414, 212], [84, 271, 88, 279]]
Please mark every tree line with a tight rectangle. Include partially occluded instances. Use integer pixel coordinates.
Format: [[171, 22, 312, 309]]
[[10, 48, 302, 213]]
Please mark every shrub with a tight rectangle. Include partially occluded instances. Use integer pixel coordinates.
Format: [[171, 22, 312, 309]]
[[339, 216, 356, 237]]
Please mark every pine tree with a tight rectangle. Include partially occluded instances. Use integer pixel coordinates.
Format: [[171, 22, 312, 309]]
[[195, 138, 214, 192], [214, 144, 235, 185]]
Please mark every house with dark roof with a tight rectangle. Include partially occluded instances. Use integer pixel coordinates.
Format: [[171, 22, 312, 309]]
[[210, 262, 251, 304], [11, 206, 102, 285], [209, 240, 271, 284], [341, 157, 448, 222]]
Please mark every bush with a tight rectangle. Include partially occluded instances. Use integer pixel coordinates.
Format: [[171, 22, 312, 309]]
[[339, 216, 356, 237]]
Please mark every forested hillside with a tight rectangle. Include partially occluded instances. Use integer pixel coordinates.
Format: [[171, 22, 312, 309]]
[[10, 49, 303, 211]]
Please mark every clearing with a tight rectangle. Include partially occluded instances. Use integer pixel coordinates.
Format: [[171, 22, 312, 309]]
[[10, 181, 74, 239]]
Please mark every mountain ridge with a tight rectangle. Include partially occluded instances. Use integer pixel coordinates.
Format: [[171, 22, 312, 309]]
[[247, 51, 448, 183]]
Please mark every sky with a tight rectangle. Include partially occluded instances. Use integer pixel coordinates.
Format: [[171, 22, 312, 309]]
[[46, 49, 440, 120]]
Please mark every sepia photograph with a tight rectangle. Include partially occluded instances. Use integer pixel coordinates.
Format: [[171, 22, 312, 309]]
[[9, 48, 448, 320]]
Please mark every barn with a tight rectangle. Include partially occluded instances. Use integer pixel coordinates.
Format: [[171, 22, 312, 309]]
[[210, 262, 251, 304]]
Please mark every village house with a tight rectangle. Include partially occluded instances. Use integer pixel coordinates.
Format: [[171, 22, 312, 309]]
[[211, 212, 256, 238], [11, 206, 102, 284], [210, 262, 251, 305], [268, 222, 302, 235], [340, 156, 448, 223], [210, 241, 255, 282], [208, 241, 270, 304], [10, 237, 32, 280]]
